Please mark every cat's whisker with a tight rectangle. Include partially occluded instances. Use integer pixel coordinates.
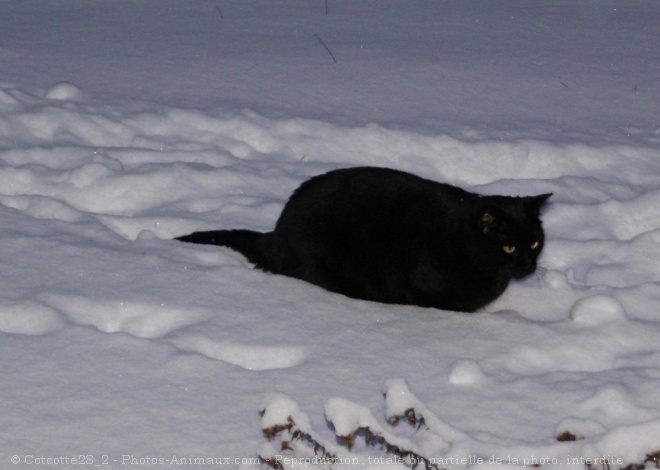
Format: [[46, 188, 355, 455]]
[[527, 265, 547, 287]]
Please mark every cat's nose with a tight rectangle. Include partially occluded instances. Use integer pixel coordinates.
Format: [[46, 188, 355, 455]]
[[512, 263, 536, 279]]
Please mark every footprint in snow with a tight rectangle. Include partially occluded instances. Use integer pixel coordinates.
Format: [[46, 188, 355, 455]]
[[39, 294, 206, 339], [37, 294, 305, 370], [168, 334, 306, 371], [570, 295, 627, 326], [0, 300, 65, 335]]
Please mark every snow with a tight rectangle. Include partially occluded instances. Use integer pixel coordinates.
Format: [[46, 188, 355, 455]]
[[448, 359, 487, 385], [1, 0, 660, 469], [570, 295, 627, 326]]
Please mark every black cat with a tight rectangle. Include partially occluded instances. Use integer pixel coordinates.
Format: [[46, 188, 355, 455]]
[[176, 166, 551, 312]]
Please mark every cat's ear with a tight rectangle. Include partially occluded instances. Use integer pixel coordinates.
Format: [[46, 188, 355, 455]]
[[479, 210, 497, 234], [524, 193, 552, 212]]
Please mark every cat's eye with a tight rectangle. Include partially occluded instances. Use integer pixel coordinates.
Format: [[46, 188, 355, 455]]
[[530, 241, 540, 250], [503, 245, 517, 254]]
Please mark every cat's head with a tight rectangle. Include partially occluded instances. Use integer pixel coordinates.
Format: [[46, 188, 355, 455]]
[[476, 193, 551, 278]]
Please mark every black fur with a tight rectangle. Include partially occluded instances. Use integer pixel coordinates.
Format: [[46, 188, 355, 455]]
[[176, 166, 551, 312]]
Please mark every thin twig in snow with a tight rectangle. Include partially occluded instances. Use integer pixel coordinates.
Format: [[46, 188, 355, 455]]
[[314, 34, 337, 63]]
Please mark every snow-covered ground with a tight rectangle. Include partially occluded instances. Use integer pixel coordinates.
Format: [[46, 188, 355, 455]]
[[1, 1, 660, 468]]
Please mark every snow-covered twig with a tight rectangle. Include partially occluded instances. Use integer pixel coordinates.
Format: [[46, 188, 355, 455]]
[[258, 381, 468, 470], [259, 393, 344, 469]]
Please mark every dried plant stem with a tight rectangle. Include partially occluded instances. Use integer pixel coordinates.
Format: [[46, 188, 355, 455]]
[[314, 34, 337, 63]]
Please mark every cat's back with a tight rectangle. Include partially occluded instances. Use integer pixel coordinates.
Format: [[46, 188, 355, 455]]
[[262, 166, 476, 304], [266, 166, 473, 262]]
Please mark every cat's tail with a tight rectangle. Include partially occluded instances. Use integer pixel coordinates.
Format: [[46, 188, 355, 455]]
[[176, 229, 268, 267]]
